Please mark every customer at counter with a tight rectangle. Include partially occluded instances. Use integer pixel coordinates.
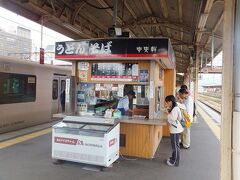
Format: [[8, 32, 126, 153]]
[[165, 95, 184, 167], [117, 90, 136, 116]]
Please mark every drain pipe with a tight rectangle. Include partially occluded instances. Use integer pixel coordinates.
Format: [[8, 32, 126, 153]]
[[233, 0, 240, 179]]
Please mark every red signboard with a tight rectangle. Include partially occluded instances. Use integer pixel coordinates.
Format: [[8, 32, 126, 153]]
[[40, 48, 44, 64], [54, 137, 78, 145], [109, 138, 117, 147]]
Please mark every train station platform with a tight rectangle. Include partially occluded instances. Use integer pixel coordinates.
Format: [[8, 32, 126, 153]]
[[0, 107, 220, 180]]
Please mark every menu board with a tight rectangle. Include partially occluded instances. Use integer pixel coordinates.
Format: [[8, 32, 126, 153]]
[[91, 63, 138, 82], [139, 70, 149, 82]]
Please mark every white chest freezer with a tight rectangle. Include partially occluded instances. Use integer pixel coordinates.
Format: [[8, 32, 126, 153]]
[[52, 116, 120, 167]]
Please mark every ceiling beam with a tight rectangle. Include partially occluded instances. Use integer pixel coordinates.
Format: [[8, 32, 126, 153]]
[[159, 0, 168, 18], [176, 64, 189, 70], [136, 23, 191, 34], [40, 0, 47, 7], [123, 1, 138, 36], [177, 70, 187, 73], [154, 33, 192, 47], [176, 62, 188, 67], [213, 13, 224, 32], [33, 0, 100, 38], [96, 0, 136, 36], [143, 0, 152, 14], [215, 44, 222, 56], [58, 6, 66, 18], [29, 0, 96, 38], [176, 64, 188, 69], [159, 0, 171, 37], [96, 0, 121, 25], [124, 1, 147, 36], [176, 69, 188, 73], [176, 68, 187, 71], [48, 0, 109, 37], [178, 0, 184, 59], [79, 13, 108, 35], [141, 0, 155, 37], [1, 0, 85, 39], [196, 0, 217, 43], [174, 49, 190, 56], [70, 1, 86, 25], [141, 26, 148, 36], [142, 0, 153, 36], [178, 0, 183, 23], [49, 0, 56, 15], [176, 55, 189, 61], [124, 1, 137, 19], [155, 18, 163, 36], [124, 16, 192, 32], [175, 53, 189, 59], [204, 12, 223, 47]]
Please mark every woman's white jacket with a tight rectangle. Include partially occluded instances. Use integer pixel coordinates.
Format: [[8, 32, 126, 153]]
[[167, 103, 185, 134]]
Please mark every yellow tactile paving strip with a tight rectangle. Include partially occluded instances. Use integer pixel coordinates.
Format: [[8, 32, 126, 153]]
[[197, 107, 220, 141], [0, 128, 52, 149]]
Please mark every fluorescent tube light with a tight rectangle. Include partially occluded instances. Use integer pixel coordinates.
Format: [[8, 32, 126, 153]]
[[198, 13, 208, 29], [63, 23, 82, 34]]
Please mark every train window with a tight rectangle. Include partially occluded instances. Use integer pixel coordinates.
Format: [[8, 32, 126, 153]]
[[52, 80, 58, 100], [0, 72, 36, 104]]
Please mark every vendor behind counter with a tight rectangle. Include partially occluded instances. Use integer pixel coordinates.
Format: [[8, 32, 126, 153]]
[[117, 90, 136, 116]]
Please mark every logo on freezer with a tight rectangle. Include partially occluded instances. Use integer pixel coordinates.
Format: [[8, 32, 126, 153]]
[[54, 137, 83, 145], [109, 138, 117, 147]]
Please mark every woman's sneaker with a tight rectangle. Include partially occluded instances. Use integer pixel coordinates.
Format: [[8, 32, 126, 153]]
[[166, 159, 175, 167]]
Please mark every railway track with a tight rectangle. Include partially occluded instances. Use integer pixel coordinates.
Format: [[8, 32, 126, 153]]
[[198, 94, 221, 114]]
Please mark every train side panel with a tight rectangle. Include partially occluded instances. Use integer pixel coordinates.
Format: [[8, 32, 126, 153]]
[[0, 57, 71, 133]]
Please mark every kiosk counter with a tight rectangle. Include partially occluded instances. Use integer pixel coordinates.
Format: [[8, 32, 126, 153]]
[[55, 38, 176, 159]]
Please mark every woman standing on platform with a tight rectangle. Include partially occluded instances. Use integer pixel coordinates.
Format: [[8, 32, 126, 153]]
[[165, 95, 184, 167]]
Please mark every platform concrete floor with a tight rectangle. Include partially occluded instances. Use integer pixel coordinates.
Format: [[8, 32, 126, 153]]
[[0, 114, 219, 180]]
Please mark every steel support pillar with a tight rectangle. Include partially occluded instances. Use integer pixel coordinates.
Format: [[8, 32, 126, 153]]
[[233, 0, 240, 179], [221, 0, 235, 180]]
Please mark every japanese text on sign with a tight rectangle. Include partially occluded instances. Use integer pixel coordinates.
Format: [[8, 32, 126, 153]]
[[56, 41, 113, 55], [136, 46, 157, 53]]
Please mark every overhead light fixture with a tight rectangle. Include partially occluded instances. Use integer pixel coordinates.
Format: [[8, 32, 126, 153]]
[[63, 23, 82, 34], [108, 26, 122, 37], [198, 13, 208, 29], [177, 73, 184, 76]]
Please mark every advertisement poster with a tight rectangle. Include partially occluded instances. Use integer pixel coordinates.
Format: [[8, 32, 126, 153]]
[[139, 70, 149, 82], [132, 64, 139, 76], [79, 70, 88, 82], [149, 81, 154, 99], [91, 63, 138, 82], [78, 62, 89, 70], [77, 91, 85, 103]]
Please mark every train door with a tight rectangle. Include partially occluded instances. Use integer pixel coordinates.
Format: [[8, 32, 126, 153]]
[[52, 75, 67, 114]]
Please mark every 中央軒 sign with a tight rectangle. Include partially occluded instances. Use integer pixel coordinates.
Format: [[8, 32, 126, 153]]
[[55, 38, 170, 59]]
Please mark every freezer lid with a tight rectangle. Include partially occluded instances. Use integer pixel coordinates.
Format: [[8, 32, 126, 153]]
[[53, 122, 85, 129], [53, 121, 114, 133], [53, 122, 115, 137], [62, 116, 115, 125], [81, 124, 112, 132]]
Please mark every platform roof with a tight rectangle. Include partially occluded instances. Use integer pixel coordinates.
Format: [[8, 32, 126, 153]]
[[0, 0, 223, 73]]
